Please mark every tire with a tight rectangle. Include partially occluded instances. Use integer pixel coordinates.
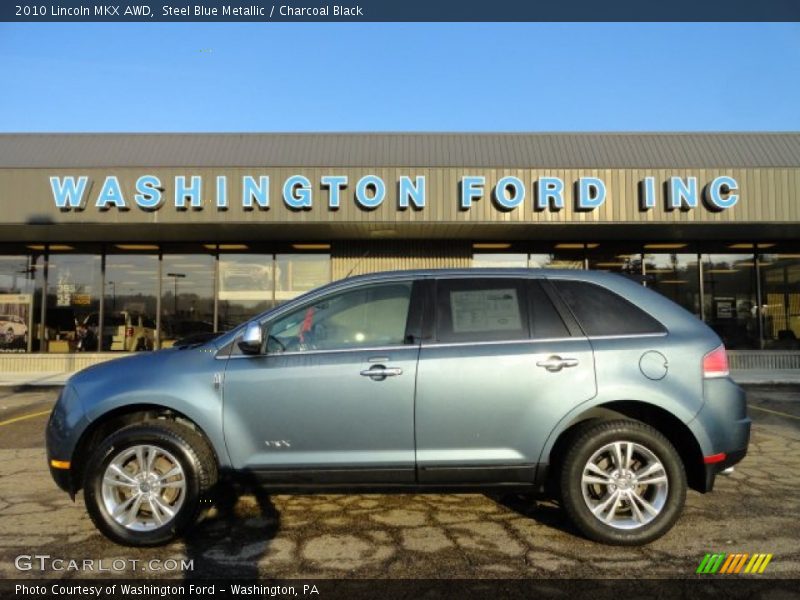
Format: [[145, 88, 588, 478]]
[[559, 419, 686, 545], [83, 420, 217, 546]]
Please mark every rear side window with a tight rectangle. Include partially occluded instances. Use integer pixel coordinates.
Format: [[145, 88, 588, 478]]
[[436, 278, 528, 343], [552, 280, 666, 336], [529, 281, 570, 339]]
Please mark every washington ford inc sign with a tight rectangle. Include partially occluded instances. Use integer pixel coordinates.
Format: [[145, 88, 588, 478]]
[[49, 174, 740, 213]]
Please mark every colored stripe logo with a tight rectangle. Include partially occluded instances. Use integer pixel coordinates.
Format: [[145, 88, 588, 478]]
[[696, 553, 773, 574]]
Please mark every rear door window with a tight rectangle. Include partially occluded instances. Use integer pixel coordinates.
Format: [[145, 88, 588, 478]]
[[551, 280, 666, 336], [436, 278, 529, 343], [528, 280, 570, 339]]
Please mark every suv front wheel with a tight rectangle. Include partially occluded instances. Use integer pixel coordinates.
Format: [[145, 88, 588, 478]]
[[83, 420, 217, 546], [559, 419, 687, 545]]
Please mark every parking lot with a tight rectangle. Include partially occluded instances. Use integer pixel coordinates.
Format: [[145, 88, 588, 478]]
[[0, 385, 798, 580]]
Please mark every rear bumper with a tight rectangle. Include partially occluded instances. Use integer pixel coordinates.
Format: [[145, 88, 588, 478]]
[[692, 377, 752, 492], [703, 448, 748, 492]]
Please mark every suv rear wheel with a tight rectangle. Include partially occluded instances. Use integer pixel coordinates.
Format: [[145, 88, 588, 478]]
[[559, 419, 686, 545], [83, 420, 217, 546]]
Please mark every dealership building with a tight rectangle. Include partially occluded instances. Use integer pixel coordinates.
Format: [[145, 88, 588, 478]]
[[0, 133, 798, 372]]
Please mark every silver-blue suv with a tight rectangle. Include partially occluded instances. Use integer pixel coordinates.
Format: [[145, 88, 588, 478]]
[[46, 269, 750, 546]]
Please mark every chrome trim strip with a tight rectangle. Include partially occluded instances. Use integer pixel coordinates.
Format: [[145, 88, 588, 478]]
[[216, 332, 667, 359], [586, 332, 668, 340], [217, 344, 414, 360]]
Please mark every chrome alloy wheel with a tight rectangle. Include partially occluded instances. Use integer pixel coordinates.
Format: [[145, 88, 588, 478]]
[[101, 444, 186, 531], [580, 441, 669, 530]]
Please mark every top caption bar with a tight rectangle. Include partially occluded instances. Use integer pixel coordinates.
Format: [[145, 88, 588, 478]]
[[4, 0, 800, 21]]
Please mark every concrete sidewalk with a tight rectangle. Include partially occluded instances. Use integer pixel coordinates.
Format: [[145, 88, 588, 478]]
[[1, 369, 799, 388]]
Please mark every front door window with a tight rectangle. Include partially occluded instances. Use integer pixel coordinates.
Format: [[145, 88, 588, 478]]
[[267, 282, 413, 353]]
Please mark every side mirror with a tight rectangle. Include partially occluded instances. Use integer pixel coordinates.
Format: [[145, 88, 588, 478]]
[[237, 322, 263, 355]]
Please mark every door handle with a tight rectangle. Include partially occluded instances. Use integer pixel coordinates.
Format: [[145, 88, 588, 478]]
[[360, 366, 403, 379], [536, 356, 579, 372]]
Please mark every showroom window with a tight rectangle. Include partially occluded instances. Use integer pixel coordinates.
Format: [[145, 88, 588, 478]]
[[587, 246, 642, 277], [217, 253, 277, 331], [103, 250, 159, 352], [275, 253, 332, 302], [472, 253, 529, 268], [644, 250, 701, 317], [160, 252, 215, 348], [701, 253, 758, 349], [0, 252, 43, 353], [218, 252, 332, 332], [45, 249, 102, 353], [758, 252, 800, 350]]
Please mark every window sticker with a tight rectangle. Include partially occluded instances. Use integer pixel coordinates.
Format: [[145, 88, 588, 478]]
[[450, 288, 521, 333]]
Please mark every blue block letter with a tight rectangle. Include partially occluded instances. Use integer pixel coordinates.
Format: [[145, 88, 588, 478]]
[[50, 176, 88, 210]]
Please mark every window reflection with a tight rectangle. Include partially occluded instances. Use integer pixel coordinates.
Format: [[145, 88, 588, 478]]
[[46, 253, 101, 353], [645, 253, 700, 317], [103, 254, 158, 352], [218, 254, 274, 331], [759, 253, 800, 349], [275, 254, 331, 302], [472, 253, 528, 268], [702, 254, 758, 349], [0, 254, 42, 353], [160, 254, 215, 348], [528, 253, 584, 269], [588, 252, 642, 277]]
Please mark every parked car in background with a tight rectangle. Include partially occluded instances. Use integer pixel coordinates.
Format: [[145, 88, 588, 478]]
[[0, 314, 27, 346], [47, 269, 750, 547], [80, 311, 157, 352]]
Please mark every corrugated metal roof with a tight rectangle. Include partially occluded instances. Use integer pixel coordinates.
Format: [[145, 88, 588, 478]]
[[0, 133, 799, 169]]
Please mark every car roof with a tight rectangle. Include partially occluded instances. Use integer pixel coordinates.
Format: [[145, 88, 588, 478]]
[[336, 268, 631, 284]]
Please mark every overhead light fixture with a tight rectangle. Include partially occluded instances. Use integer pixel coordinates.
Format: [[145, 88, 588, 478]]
[[473, 243, 512, 250], [555, 243, 586, 250], [594, 262, 625, 268], [27, 244, 74, 251], [205, 244, 249, 251], [292, 244, 332, 250], [727, 243, 777, 250], [706, 269, 739, 274], [643, 243, 688, 250], [658, 280, 688, 284], [114, 244, 158, 251]]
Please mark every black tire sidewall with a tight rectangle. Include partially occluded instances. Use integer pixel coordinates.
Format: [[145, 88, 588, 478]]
[[560, 421, 687, 546], [83, 424, 204, 546]]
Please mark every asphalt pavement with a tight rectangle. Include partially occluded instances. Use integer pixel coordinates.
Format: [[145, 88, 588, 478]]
[[0, 385, 798, 579]]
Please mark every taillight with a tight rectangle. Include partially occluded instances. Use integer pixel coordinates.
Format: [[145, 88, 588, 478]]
[[125, 327, 134, 338], [703, 344, 729, 378]]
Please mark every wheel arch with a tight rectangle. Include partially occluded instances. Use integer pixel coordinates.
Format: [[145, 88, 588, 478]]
[[544, 400, 707, 493], [70, 404, 219, 495]]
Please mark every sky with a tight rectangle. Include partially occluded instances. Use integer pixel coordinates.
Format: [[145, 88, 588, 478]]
[[1, 22, 799, 132]]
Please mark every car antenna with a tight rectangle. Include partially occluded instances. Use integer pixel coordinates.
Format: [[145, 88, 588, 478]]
[[344, 250, 371, 279]]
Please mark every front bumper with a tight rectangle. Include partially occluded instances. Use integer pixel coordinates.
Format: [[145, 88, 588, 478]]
[[48, 462, 75, 496], [45, 384, 87, 497]]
